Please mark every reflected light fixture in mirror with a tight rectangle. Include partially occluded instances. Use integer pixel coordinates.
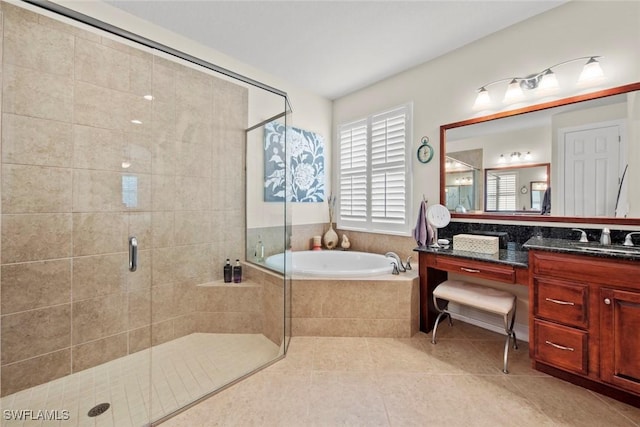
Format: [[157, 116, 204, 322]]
[[473, 56, 604, 109]]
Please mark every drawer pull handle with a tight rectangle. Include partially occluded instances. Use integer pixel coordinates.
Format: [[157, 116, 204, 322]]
[[544, 298, 575, 306], [604, 298, 611, 305], [460, 267, 481, 273], [545, 340, 574, 352]]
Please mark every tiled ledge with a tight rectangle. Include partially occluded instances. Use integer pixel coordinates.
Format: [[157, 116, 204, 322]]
[[196, 280, 261, 288]]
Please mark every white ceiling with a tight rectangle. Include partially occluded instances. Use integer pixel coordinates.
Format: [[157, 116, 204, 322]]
[[105, 0, 566, 100]]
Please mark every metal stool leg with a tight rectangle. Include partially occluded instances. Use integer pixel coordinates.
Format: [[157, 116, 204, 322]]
[[501, 299, 518, 374], [431, 294, 452, 344], [431, 312, 449, 344]]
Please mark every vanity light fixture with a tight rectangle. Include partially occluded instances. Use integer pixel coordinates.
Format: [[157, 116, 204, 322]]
[[497, 151, 532, 164], [473, 56, 604, 109]]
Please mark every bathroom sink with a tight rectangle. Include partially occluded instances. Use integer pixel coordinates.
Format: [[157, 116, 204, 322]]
[[574, 245, 640, 256]]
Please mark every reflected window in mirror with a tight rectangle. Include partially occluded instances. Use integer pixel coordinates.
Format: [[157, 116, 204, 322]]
[[484, 164, 549, 213]]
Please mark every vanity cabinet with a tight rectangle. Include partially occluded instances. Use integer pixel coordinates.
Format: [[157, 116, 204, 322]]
[[530, 250, 640, 404], [600, 288, 640, 395], [416, 251, 528, 332]]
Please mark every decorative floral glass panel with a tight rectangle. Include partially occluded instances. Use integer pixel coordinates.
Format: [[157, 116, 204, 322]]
[[264, 121, 325, 202]]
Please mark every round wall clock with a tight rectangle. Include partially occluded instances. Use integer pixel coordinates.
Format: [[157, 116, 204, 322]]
[[417, 136, 434, 164], [520, 185, 528, 194]]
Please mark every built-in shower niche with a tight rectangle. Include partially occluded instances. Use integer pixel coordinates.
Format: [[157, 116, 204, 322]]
[[0, 2, 288, 425]]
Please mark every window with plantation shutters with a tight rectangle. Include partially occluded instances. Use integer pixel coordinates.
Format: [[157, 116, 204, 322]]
[[337, 103, 412, 235], [486, 171, 517, 211]]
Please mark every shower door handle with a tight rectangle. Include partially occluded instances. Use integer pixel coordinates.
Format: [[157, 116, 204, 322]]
[[129, 236, 138, 272]]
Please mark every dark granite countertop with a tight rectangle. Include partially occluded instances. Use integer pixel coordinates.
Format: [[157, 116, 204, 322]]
[[523, 237, 640, 261], [413, 245, 529, 268]]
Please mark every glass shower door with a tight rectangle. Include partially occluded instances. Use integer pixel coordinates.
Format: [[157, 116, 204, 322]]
[[0, 3, 154, 425]]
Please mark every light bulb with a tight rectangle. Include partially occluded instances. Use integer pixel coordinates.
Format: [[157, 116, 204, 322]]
[[538, 69, 559, 92], [503, 79, 524, 104], [473, 87, 491, 109], [578, 57, 604, 85]]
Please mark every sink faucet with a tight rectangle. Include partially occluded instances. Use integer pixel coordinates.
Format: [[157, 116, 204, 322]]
[[571, 228, 588, 242], [600, 228, 611, 245], [623, 232, 640, 247], [385, 252, 406, 272]]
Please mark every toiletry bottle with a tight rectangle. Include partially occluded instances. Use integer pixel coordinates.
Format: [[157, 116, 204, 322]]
[[223, 259, 232, 283], [255, 236, 265, 262], [233, 259, 242, 283]]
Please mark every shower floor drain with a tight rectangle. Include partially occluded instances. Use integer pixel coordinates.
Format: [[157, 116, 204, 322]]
[[87, 403, 110, 417]]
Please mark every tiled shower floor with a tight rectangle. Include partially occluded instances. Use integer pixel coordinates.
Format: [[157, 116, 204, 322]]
[[1, 333, 281, 427]]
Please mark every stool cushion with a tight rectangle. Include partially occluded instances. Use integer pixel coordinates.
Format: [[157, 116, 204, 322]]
[[433, 280, 515, 315]]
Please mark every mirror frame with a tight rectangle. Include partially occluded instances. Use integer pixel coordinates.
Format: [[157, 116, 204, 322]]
[[440, 82, 640, 225]]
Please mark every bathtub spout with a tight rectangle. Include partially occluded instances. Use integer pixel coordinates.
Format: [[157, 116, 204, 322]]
[[385, 252, 406, 272]]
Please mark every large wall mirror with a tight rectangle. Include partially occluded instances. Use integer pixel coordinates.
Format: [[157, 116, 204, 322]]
[[440, 82, 640, 225]]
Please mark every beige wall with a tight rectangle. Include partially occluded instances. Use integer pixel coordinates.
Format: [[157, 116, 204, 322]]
[[333, 0, 640, 231], [0, 2, 256, 396], [45, 0, 334, 228]]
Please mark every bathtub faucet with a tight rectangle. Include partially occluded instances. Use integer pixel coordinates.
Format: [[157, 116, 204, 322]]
[[385, 252, 406, 272]]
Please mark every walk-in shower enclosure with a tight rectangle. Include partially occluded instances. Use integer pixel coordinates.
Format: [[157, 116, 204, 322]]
[[0, 1, 291, 425]]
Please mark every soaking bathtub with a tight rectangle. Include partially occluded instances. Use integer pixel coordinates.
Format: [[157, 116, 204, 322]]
[[264, 250, 394, 277]]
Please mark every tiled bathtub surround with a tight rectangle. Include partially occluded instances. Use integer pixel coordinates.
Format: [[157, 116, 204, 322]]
[[292, 273, 420, 338], [0, 2, 253, 397]]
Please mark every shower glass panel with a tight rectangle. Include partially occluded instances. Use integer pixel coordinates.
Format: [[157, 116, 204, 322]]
[[0, 2, 290, 426], [245, 100, 293, 353]]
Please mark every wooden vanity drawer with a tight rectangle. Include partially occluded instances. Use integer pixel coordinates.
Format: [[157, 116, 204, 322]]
[[531, 251, 640, 289], [534, 320, 588, 375], [434, 256, 515, 283], [534, 278, 588, 329]]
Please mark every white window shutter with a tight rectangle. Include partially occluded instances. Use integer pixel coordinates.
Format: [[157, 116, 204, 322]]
[[338, 120, 368, 223], [337, 104, 412, 234], [486, 172, 517, 211]]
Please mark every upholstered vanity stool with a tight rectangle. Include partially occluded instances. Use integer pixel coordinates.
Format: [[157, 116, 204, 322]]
[[431, 280, 518, 373]]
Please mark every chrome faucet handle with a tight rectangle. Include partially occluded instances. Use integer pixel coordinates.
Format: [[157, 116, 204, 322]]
[[391, 262, 400, 275], [571, 228, 588, 243], [623, 232, 640, 247], [405, 256, 412, 270]]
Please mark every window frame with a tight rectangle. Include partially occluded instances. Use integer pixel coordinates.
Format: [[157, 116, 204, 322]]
[[336, 103, 413, 236], [485, 170, 518, 212]]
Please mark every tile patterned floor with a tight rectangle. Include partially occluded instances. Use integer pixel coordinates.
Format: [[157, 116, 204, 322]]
[[0, 334, 280, 427], [161, 322, 640, 427]]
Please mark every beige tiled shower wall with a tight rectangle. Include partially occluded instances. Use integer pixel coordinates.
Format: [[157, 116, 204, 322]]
[[0, 2, 248, 396]]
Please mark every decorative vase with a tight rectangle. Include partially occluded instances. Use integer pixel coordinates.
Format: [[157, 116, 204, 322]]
[[323, 225, 338, 249], [340, 234, 351, 250]]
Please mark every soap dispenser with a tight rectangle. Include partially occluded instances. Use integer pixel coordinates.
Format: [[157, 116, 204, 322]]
[[233, 259, 242, 283], [223, 259, 232, 283], [600, 228, 611, 245]]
